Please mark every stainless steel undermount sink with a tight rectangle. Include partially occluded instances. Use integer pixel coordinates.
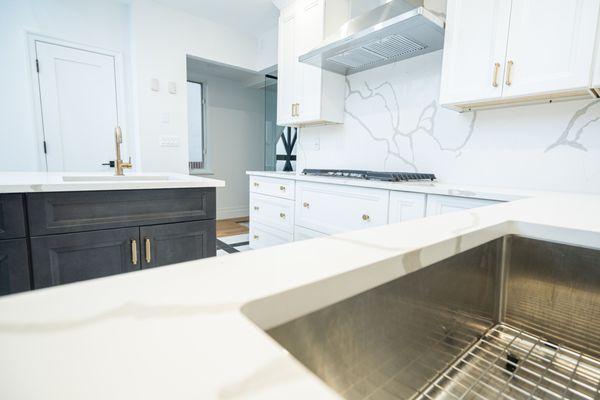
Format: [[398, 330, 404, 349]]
[[61, 175, 174, 182], [264, 236, 600, 399]]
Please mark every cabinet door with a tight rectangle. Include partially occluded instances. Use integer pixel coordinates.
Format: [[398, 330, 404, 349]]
[[591, 6, 600, 89], [277, 7, 297, 126], [295, 182, 389, 234], [0, 239, 31, 296], [440, 0, 512, 106], [250, 193, 295, 234], [140, 220, 216, 269], [296, 0, 324, 122], [425, 195, 500, 217], [0, 194, 26, 240], [250, 222, 293, 250], [503, 0, 600, 97], [31, 228, 140, 288], [388, 192, 426, 224], [294, 225, 327, 242]]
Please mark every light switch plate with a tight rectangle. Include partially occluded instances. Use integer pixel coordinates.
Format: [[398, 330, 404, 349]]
[[160, 135, 179, 147], [151, 78, 160, 92], [168, 82, 177, 94]]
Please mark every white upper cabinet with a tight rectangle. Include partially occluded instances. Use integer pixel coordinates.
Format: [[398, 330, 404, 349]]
[[441, 0, 600, 111], [276, 0, 346, 126], [503, 0, 600, 98], [439, 0, 512, 106]]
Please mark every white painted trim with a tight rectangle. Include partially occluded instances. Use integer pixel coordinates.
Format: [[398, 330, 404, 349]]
[[217, 206, 249, 220], [26, 32, 131, 171]]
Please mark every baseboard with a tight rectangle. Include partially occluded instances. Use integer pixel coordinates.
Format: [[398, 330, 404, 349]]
[[217, 206, 249, 220]]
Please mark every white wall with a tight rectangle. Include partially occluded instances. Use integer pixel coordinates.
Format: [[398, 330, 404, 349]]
[[187, 70, 265, 219], [130, 0, 276, 174], [0, 0, 133, 171], [298, 51, 600, 194]]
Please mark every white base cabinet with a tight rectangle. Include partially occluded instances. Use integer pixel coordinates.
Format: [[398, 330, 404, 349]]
[[388, 192, 427, 224], [425, 195, 500, 217], [248, 175, 505, 250], [295, 182, 389, 235]]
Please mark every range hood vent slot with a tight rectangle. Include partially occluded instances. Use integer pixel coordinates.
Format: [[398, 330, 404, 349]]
[[300, 0, 445, 75]]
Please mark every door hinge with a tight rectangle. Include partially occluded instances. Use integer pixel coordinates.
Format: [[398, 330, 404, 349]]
[[35, 59, 40, 73], [43, 140, 47, 154]]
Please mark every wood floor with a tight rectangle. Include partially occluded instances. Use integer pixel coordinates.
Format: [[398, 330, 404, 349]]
[[216, 217, 249, 237]]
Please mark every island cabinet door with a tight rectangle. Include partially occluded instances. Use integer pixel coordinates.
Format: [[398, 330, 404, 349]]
[[0, 239, 31, 296], [30, 227, 141, 288], [139, 220, 216, 269]]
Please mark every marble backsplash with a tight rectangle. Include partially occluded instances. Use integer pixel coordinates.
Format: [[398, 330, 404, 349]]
[[298, 51, 600, 194]]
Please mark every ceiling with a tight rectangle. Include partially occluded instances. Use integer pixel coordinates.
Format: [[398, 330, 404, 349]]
[[153, 0, 279, 37]]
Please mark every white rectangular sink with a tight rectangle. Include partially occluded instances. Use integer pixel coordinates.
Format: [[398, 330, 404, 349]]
[[62, 175, 174, 182]]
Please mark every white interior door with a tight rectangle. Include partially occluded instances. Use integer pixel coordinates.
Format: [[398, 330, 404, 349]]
[[35, 41, 121, 172], [502, 0, 600, 97]]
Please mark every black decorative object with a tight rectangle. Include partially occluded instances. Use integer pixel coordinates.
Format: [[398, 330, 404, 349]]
[[279, 127, 298, 172]]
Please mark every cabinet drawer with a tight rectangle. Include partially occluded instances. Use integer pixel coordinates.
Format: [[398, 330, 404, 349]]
[[294, 225, 327, 242], [425, 195, 501, 216], [0, 194, 26, 240], [249, 222, 293, 250], [0, 239, 31, 296], [27, 188, 215, 236], [295, 182, 389, 234], [388, 191, 426, 224], [249, 176, 295, 200], [250, 193, 295, 233], [140, 220, 215, 269], [31, 227, 140, 288]]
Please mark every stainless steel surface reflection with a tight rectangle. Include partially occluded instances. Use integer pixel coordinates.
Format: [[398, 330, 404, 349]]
[[267, 236, 600, 400]]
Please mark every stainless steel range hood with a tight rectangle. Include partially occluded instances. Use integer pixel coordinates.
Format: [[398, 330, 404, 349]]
[[299, 0, 445, 75]]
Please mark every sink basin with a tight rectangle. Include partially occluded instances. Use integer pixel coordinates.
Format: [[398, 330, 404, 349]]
[[62, 175, 174, 182], [261, 236, 600, 400]]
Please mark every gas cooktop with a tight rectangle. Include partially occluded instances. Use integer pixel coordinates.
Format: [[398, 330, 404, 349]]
[[302, 169, 436, 182]]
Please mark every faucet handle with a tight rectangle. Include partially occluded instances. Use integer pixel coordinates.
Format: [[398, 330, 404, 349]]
[[122, 156, 133, 169]]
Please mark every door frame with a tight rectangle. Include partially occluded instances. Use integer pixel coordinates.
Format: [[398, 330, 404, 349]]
[[27, 32, 130, 171]]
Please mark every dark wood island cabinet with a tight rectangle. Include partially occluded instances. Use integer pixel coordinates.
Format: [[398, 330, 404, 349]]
[[0, 188, 216, 295]]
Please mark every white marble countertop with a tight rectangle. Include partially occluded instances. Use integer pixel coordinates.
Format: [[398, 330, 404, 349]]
[[0, 172, 225, 193], [246, 171, 559, 201], [0, 192, 599, 399]]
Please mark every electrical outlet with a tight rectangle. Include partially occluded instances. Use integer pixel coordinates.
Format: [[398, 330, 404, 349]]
[[160, 135, 179, 147]]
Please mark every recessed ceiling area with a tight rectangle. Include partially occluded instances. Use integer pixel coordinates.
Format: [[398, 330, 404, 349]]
[[153, 0, 279, 37]]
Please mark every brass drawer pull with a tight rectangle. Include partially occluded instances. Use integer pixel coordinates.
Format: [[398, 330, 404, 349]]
[[280, 212, 286, 219], [492, 62, 500, 87], [131, 239, 138, 265], [279, 185, 286, 191], [505, 60, 514, 86], [362, 214, 370, 221], [253, 206, 260, 211], [145, 238, 151, 263], [253, 182, 259, 187], [296, 103, 300, 116], [253, 234, 259, 240], [303, 202, 310, 208]]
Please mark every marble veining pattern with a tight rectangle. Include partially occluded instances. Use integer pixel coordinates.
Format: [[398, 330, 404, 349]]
[[299, 52, 600, 194]]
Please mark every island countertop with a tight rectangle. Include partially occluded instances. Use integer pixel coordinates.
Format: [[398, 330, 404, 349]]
[[0, 192, 599, 399], [0, 172, 226, 193]]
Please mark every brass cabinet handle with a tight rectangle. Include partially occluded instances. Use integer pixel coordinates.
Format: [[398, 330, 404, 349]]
[[253, 206, 260, 211], [291, 103, 295, 117], [253, 234, 259, 240], [505, 60, 514, 86], [253, 182, 259, 187], [131, 239, 138, 265], [303, 202, 310, 208], [145, 238, 151, 263], [279, 185, 286, 191], [362, 214, 370, 221], [492, 62, 500, 87], [280, 212, 286, 219], [296, 103, 300, 117]]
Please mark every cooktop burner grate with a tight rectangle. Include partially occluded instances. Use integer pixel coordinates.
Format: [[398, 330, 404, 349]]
[[302, 169, 436, 182]]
